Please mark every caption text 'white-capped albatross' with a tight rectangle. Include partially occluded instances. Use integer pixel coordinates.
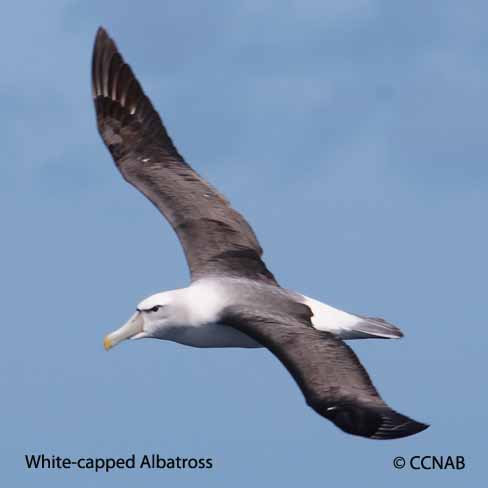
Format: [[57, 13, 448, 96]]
[[92, 27, 428, 440]]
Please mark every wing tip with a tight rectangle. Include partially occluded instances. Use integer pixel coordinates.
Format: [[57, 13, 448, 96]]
[[93, 26, 113, 59], [91, 27, 183, 163], [371, 410, 429, 440], [318, 400, 429, 440], [94, 26, 115, 51], [92, 25, 125, 99], [96, 26, 108, 38]]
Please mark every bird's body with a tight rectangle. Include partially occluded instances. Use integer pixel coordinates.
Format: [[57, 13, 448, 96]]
[[92, 27, 428, 440], [134, 278, 402, 348]]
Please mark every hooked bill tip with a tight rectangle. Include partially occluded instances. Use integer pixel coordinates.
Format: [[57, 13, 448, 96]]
[[103, 336, 113, 351]]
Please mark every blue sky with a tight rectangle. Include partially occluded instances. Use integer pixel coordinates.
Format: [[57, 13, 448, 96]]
[[1, 1, 486, 486]]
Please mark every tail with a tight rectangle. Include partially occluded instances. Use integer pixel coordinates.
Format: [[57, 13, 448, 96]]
[[301, 295, 404, 340], [348, 315, 403, 340]]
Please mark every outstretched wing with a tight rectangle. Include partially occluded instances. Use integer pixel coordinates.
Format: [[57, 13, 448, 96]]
[[92, 27, 276, 285], [224, 303, 428, 439]]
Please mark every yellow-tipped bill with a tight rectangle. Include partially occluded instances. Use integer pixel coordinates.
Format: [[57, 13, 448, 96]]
[[103, 335, 113, 351], [103, 311, 144, 351]]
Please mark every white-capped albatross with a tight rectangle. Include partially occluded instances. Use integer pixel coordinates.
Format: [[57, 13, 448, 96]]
[[92, 27, 428, 440]]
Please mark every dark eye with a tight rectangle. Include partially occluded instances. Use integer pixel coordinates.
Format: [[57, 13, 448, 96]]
[[149, 305, 160, 312]]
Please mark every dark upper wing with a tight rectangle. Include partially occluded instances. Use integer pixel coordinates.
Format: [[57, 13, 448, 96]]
[[92, 27, 276, 284], [223, 302, 428, 439]]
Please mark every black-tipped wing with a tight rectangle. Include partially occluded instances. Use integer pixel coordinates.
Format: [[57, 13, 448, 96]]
[[92, 28, 276, 284], [224, 303, 428, 439]]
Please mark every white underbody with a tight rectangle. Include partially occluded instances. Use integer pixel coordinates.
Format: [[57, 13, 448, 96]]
[[164, 299, 371, 348]]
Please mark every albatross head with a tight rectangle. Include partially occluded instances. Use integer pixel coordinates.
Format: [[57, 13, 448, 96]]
[[103, 291, 183, 350]]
